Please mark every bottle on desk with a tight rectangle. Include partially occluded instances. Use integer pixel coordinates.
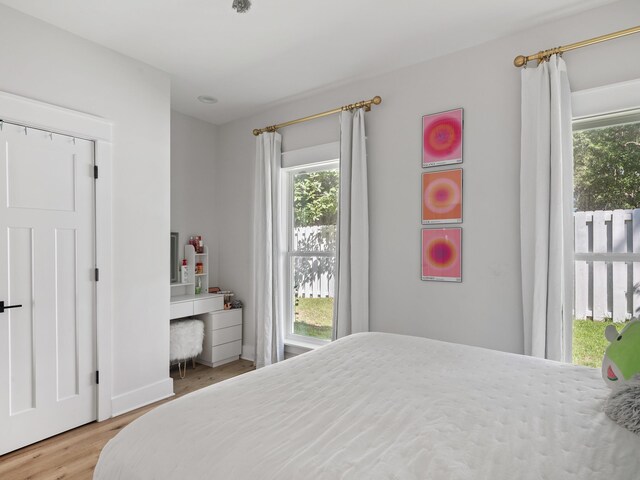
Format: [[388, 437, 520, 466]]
[[181, 259, 188, 284], [195, 277, 202, 295]]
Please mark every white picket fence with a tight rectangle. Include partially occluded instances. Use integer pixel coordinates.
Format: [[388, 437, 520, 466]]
[[293, 226, 335, 298], [574, 209, 640, 322], [295, 261, 335, 298]]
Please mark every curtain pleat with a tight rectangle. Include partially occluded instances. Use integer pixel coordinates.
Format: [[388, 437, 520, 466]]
[[253, 132, 285, 368], [334, 109, 369, 339], [520, 55, 574, 362]]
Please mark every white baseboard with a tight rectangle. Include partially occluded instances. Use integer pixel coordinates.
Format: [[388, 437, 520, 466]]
[[241, 343, 255, 362], [111, 377, 174, 417]]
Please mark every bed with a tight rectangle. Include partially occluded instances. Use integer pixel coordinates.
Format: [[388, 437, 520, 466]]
[[94, 332, 640, 479]]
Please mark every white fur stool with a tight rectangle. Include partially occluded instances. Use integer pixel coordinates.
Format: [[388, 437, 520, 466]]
[[170, 319, 204, 379]]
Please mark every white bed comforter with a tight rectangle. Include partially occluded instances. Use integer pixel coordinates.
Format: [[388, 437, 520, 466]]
[[94, 332, 640, 479]]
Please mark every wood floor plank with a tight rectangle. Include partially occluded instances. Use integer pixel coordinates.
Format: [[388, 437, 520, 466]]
[[0, 360, 254, 480]]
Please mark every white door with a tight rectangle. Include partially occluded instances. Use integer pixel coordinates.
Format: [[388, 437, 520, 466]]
[[0, 122, 96, 454]]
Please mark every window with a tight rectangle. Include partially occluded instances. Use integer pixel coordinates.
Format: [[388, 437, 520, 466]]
[[283, 161, 339, 344], [572, 110, 640, 367]]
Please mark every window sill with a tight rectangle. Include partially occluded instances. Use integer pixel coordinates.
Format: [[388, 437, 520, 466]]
[[285, 338, 328, 356]]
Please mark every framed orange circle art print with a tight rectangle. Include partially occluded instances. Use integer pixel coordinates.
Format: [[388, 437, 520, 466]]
[[422, 169, 462, 224]]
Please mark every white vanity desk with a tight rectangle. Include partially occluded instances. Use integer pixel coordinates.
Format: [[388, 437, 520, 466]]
[[170, 293, 243, 367], [170, 292, 224, 320]]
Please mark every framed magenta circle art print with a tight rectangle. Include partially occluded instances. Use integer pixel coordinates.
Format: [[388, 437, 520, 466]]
[[422, 108, 463, 167], [422, 169, 462, 224], [421, 228, 462, 282]]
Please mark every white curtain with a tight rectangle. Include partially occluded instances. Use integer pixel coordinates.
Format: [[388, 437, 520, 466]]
[[252, 132, 285, 368], [334, 109, 369, 339], [520, 55, 574, 362]]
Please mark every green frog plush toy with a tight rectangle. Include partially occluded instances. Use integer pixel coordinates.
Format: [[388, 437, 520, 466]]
[[602, 319, 640, 387]]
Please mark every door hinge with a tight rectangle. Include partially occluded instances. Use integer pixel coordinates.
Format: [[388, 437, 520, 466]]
[[94, 268, 100, 282], [93, 165, 99, 179], [96, 370, 100, 385]]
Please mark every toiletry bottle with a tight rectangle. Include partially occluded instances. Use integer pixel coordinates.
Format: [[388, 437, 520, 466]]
[[181, 259, 188, 284], [195, 277, 202, 295]]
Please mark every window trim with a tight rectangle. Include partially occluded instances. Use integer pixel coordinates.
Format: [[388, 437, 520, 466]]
[[572, 78, 640, 120], [573, 109, 640, 132], [282, 141, 339, 169], [281, 158, 339, 346]]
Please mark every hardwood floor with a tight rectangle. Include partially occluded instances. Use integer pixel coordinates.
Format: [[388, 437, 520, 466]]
[[0, 359, 255, 480]]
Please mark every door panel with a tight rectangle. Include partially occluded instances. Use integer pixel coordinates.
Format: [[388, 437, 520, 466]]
[[7, 138, 77, 211], [55, 228, 79, 401], [0, 124, 96, 454], [7, 227, 35, 415]]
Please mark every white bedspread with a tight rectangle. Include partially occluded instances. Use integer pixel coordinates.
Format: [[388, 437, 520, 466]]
[[94, 332, 640, 479]]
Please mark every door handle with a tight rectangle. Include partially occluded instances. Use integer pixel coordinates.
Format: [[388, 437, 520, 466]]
[[0, 301, 22, 313]]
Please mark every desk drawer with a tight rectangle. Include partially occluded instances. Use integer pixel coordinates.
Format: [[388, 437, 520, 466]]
[[210, 325, 242, 347], [194, 296, 224, 315], [170, 301, 193, 320], [201, 309, 242, 330], [212, 340, 242, 363]]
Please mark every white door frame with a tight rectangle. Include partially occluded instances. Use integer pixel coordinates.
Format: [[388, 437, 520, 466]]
[[0, 91, 113, 421]]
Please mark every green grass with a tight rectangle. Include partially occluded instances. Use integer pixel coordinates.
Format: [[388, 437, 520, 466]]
[[294, 297, 333, 340], [573, 318, 627, 368], [292, 304, 624, 363]]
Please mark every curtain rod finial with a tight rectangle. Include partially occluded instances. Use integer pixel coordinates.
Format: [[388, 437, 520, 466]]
[[253, 129, 261, 136], [372, 96, 382, 105], [514, 55, 527, 68]]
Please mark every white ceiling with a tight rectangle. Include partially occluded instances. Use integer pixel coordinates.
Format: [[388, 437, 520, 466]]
[[0, 0, 617, 125]]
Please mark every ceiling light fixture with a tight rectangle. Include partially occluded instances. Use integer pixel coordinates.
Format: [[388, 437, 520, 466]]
[[197, 95, 218, 104], [232, 0, 251, 13]]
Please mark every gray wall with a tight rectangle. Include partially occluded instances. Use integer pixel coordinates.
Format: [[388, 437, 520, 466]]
[[171, 111, 220, 286], [215, 0, 640, 360]]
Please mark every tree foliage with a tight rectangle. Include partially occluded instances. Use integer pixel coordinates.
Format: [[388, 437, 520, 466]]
[[293, 170, 339, 227], [574, 123, 640, 211]]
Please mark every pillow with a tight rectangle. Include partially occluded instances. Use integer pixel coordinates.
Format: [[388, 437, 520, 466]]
[[604, 375, 640, 435]]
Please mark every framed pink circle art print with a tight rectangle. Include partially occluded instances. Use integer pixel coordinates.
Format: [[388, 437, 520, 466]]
[[422, 108, 463, 167], [421, 228, 462, 282]]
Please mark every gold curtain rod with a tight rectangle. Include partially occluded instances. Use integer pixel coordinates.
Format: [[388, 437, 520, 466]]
[[514, 24, 640, 67], [252, 96, 382, 136]]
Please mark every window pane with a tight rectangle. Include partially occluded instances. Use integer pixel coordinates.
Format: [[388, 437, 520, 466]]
[[294, 225, 336, 253], [293, 256, 335, 341], [293, 169, 338, 252], [574, 121, 640, 210], [572, 120, 640, 367]]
